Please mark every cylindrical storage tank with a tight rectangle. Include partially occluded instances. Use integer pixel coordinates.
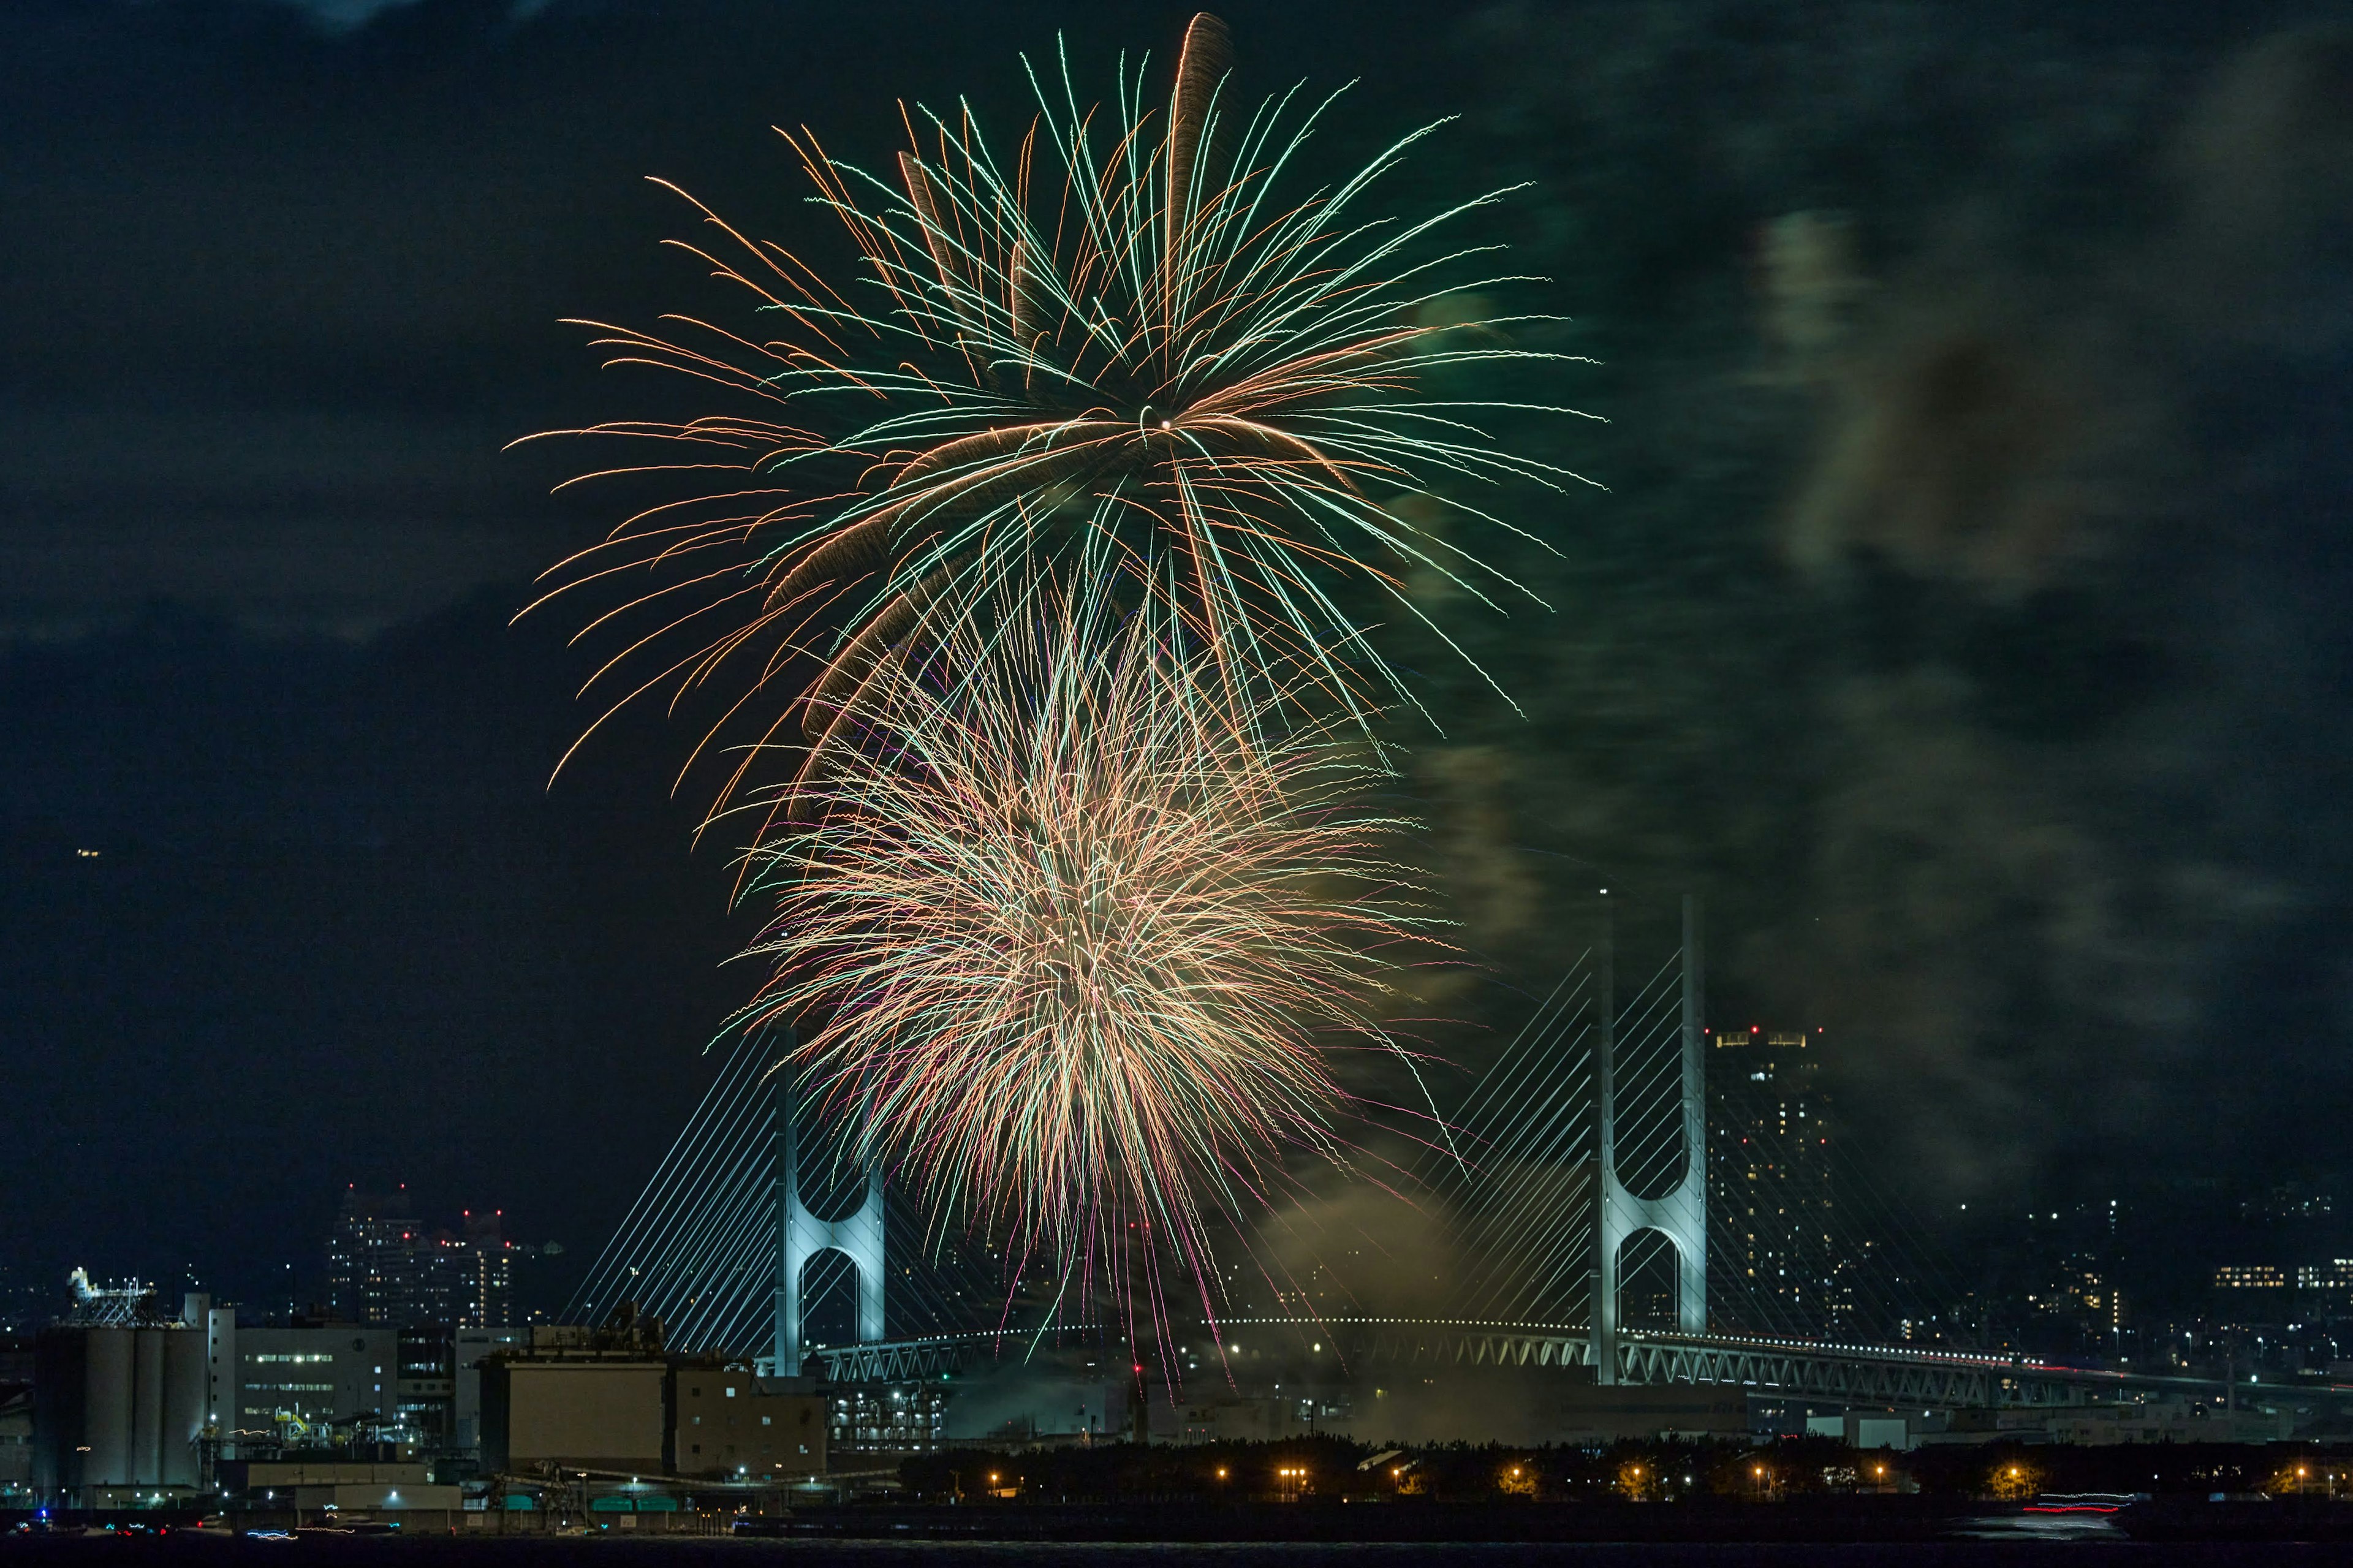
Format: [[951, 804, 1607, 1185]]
[[132, 1328, 165, 1483], [162, 1327, 208, 1487], [32, 1327, 89, 1495], [85, 1328, 134, 1486]]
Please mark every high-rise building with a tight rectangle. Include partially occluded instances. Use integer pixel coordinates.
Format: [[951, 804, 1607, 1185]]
[[327, 1190, 517, 1328], [1707, 1028, 1854, 1335], [326, 1189, 414, 1325], [458, 1211, 515, 1328]]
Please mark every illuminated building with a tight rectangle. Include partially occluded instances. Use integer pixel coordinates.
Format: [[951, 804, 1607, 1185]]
[[327, 1189, 516, 1328], [2213, 1264, 2289, 1290], [226, 1323, 398, 1446], [408, 1212, 516, 1329], [828, 1383, 947, 1456], [2297, 1260, 2353, 1306], [2028, 1252, 2123, 1340], [326, 1188, 414, 1325], [1707, 1028, 1854, 1334]]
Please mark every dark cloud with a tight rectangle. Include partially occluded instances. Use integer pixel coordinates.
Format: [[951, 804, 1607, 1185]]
[[1413, 0, 2353, 1208]]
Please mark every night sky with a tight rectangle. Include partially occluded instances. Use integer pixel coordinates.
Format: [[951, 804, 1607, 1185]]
[[4, 0, 2349, 1317]]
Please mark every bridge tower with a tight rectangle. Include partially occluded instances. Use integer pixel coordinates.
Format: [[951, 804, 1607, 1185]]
[[1593, 895, 1707, 1382], [767, 1028, 885, 1377]]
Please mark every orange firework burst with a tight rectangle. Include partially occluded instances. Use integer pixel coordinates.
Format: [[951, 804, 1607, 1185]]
[[523, 12, 1593, 817], [733, 577, 1439, 1329]]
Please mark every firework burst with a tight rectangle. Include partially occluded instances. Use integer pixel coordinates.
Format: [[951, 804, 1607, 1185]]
[[733, 579, 1437, 1331], [525, 12, 1593, 812]]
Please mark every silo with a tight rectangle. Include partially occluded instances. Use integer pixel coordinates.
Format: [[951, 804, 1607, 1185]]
[[84, 1328, 134, 1486], [31, 1327, 89, 1496], [132, 1329, 165, 1483], [163, 1327, 207, 1487]]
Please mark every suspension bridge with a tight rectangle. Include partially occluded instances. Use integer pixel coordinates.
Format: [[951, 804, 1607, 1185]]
[[568, 894, 2224, 1411]]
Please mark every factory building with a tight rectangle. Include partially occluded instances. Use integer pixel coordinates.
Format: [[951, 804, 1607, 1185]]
[[215, 1458, 461, 1512], [31, 1295, 211, 1507], [482, 1347, 671, 1475], [673, 1367, 827, 1479], [214, 1320, 399, 1451], [478, 1333, 827, 1482]]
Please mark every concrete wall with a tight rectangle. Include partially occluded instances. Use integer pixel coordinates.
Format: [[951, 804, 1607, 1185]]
[[234, 1460, 430, 1488], [292, 1482, 463, 1510], [483, 1360, 667, 1474], [451, 1328, 526, 1453]]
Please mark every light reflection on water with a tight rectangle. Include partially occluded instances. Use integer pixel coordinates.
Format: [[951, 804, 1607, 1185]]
[[1945, 1507, 2129, 1542]]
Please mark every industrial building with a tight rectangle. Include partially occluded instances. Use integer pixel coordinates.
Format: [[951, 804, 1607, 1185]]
[[221, 1322, 398, 1445], [479, 1331, 828, 1482], [481, 1347, 669, 1475], [0, 1382, 29, 1504], [29, 1280, 498, 1509], [214, 1458, 461, 1512], [31, 1290, 211, 1509], [672, 1368, 826, 1478], [450, 1326, 528, 1452]]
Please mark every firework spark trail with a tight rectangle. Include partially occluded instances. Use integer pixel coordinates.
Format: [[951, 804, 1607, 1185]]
[[521, 12, 1597, 818], [730, 575, 1442, 1341]]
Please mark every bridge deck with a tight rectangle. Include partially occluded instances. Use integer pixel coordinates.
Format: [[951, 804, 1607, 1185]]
[[808, 1318, 2232, 1408]]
